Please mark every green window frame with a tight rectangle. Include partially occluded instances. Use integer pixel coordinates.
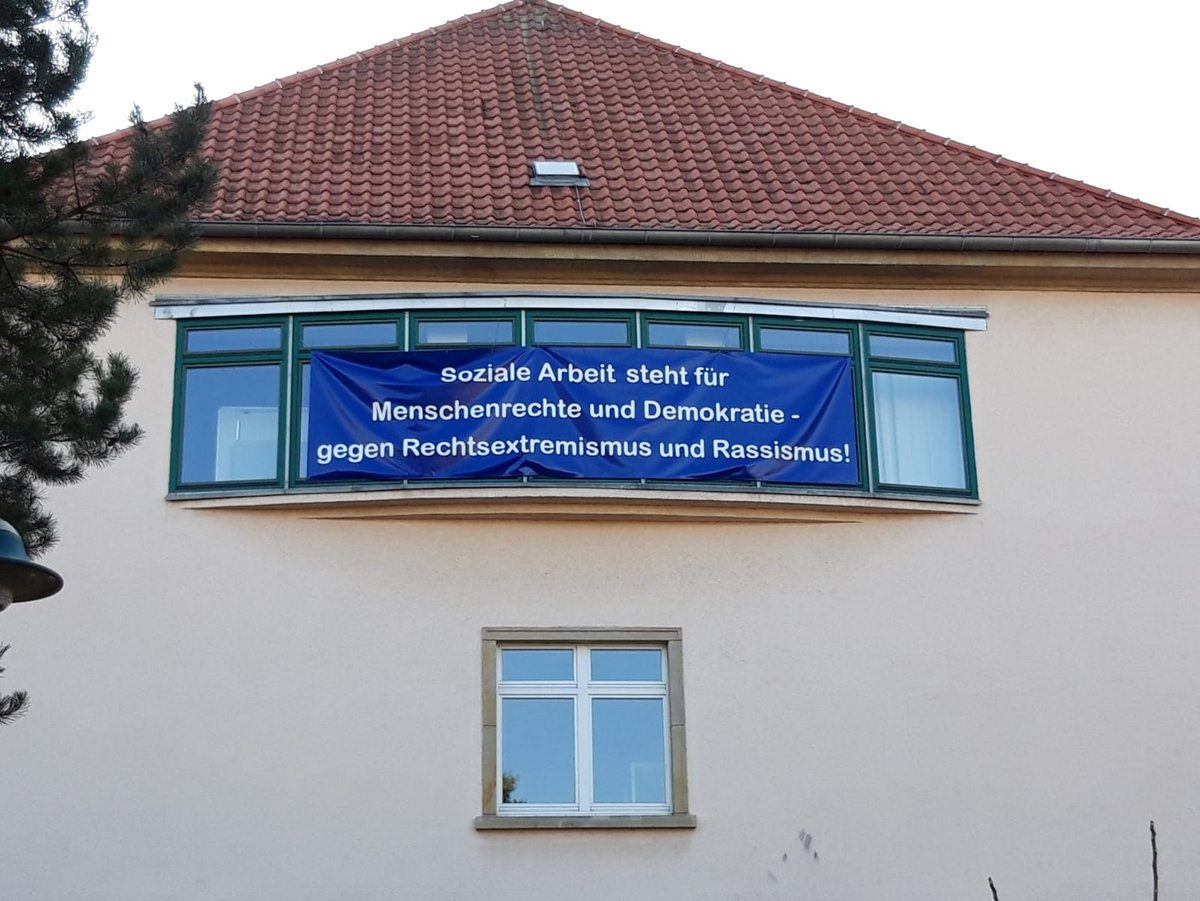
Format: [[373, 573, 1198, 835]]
[[169, 319, 289, 492], [290, 313, 406, 485], [526, 311, 635, 347], [642, 314, 747, 351], [864, 325, 975, 495], [753, 320, 854, 357], [169, 307, 978, 499], [412, 311, 519, 348]]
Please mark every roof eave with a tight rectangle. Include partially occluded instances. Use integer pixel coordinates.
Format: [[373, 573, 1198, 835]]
[[187, 221, 1200, 255]]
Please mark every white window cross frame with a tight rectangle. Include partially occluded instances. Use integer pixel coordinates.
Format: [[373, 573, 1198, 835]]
[[498, 645, 671, 817], [477, 628, 694, 830]]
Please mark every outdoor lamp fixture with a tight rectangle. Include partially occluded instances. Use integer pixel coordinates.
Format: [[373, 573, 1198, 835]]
[[0, 519, 63, 612]]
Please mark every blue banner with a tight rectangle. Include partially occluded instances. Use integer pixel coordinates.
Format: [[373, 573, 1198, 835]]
[[306, 346, 859, 484]]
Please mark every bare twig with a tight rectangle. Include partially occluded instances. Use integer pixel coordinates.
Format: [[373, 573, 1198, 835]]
[[1150, 820, 1158, 901], [988, 876, 999, 900]]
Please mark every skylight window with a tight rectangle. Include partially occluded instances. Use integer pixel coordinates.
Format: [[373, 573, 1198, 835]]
[[530, 160, 590, 187]]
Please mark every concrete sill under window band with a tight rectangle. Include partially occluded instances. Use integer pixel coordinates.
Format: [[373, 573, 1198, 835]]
[[171, 485, 981, 521]]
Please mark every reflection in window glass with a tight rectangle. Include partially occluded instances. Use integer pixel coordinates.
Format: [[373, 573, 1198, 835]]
[[299, 364, 311, 479], [186, 327, 281, 353], [873, 372, 966, 489], [647, 322, 741, 349], [502, 649, 574, 681], [869, 334, 957, 363], [532, 319, 629, 346], [301, 322, 397, 348], [592, 698, 666, 804], [759, 328, 850, 356], [416, 320, 513, 346], [591, 649, 662, 681], [502, 698, 576, 804], [180, 365, 279, 483]]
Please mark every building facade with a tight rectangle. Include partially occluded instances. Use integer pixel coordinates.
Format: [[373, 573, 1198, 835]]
[[5, 3, 1200, 899]]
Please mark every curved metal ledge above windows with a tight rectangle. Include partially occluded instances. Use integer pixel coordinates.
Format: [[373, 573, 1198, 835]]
[[164, 294, 985, 507], [153, 290, 988, 332]]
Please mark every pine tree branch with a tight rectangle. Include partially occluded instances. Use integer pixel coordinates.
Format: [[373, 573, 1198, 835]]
[[0, 644, 30, 726], [0, 4, 215, 553], [0, 689, 30, 724]]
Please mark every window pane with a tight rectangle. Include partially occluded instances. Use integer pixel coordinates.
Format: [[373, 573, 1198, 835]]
[[869, 334, 957, 363], [532, 319, 630, 346], [502, 649, 574, 681], [759, 327, 850, 355], [301, 322, 397, 348], [872, 372, 966, 489], [185, 326, 281, 353], [180, 365, 279, 483], [416, 320, 513, 346], [592, 698, 666, 804], [647, 322, 741, 349], [502, 698, 576, 804], [591, 649, 663, 681]]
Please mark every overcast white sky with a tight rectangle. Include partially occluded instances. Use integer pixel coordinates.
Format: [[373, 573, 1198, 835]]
[[73, 0, 1200, 218]]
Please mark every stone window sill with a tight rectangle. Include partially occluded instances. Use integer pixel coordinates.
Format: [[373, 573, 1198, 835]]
[[474, 814, 697, 830]]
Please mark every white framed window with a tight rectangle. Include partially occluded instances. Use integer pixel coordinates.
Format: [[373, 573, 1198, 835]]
[[477, 628, 695, 830]]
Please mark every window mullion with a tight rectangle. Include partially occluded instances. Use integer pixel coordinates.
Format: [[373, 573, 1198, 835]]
[[497, 684, 575, 697], [660, 680, 673, 809], [578, 648, 594, 813], [585, 681, 666, 697], [856, 324, 877, 491], [281, 318, 296, 488]]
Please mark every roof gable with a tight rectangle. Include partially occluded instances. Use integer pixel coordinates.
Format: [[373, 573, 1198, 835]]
[[88, 0, 1200, 241]]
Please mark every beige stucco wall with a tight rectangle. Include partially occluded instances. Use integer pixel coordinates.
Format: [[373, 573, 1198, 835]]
[[4, 251, 1199, 900]]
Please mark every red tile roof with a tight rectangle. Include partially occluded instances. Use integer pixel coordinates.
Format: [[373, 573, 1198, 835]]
[[89, 0, 1200, 241]]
